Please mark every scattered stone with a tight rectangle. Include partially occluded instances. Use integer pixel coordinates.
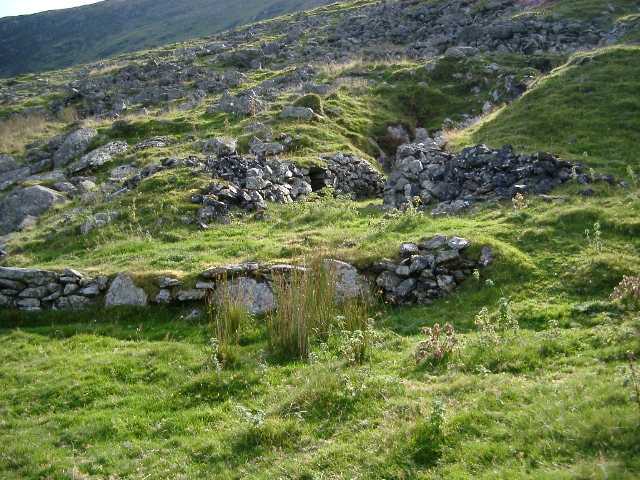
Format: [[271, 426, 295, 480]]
[[203, 137, 237, 156], [280, 106, 315, 121], [80, 211, 119, 235]]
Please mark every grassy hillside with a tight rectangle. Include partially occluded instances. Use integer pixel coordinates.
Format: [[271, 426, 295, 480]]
[[454, 46, 640, 176], [1, 1, 640, 478], [0, 0, 337, 77]]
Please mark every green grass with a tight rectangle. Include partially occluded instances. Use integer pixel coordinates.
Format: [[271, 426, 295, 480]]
[[454, 46, 640, 176], [1, 250, 639, 478]]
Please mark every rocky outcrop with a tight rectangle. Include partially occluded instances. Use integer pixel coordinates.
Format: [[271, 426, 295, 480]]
[[0, 186, 66, 235], [383, 142, 609, 214]]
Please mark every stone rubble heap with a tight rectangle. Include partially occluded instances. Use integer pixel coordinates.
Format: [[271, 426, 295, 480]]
[[194, 153, 313, 223], [383, 142, 612, 215], [372, 235, 492, 305], [192, 140, 385, 223], [311, 153, 385, 200]]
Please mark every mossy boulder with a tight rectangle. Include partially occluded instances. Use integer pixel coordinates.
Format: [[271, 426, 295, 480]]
[[293, 93, 324, 115]]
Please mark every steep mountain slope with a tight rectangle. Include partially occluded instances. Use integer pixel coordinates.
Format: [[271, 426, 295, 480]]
[[0, 0, 337, 77]]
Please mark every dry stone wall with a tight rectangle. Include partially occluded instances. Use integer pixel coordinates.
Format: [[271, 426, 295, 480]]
[[0, 236, 492, 313]]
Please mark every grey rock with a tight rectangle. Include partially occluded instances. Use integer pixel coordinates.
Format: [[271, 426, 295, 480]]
[[395, 278, 417, 298], [280, 106, 315, 120], [79, 284, 100, 296], [80, 211, 119, 235], [16, 298, 41, 311], [53, 128, 98, 168], [176, 289, 206, 302], [0, 267, 58, 286], [68, 141, 128, 174], [448, 236, 470, 250], [0, 186, 66, 235], [421, 235, 448, 250], [215, 277, 275, 315], [480, 246, 494, 267], [155, 289, 173, 304], [105, 273, 148, 306], [18, 286, 49, 299], [324, 259, 368, 301], [158, 277, 182, 288], [203, 137, 237, 156], [376, 271, 401, 290], [399, 242, 420, 257], [63, 283, 80, 295], [0, 154, 18, 174], [435, 250, 460, 265], [56, 295, 91, 310], [110, 164, 139, 181]]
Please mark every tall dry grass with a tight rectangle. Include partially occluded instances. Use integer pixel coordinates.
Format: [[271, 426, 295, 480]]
[[0, 113, 50, 153]]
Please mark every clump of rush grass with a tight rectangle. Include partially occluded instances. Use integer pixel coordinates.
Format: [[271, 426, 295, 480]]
[[207, 278, 253, 364], [268, 257, 339, 360]]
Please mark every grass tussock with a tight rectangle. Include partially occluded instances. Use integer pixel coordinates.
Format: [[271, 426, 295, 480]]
[[267, 257, 338, 360]]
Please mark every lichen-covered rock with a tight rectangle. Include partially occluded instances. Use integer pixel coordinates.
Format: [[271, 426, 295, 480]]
[[67, 141, 128, 174], [215, 277, 275, 315]]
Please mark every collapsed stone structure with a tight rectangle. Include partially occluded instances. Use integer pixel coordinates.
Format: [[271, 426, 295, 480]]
[[193, 141, 385, 223], [0, 237, 490, 313], [373, 235, 493, 305], [383, 142, 613, 215]]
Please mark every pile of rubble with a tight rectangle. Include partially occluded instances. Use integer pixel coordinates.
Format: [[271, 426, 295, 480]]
[[372, 235, 493, 305], [310, 153, 385, 200], [383, 142, 610, 215]]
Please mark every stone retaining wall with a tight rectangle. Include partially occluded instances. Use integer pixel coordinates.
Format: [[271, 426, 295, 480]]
[[0, 236, 491, 313]]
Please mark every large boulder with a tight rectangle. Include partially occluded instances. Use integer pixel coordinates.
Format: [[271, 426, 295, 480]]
[[0, 186, 66, 235], [324, 259, 369, 302], [53, 128, 98, 168], [216, 277, 275, 315], [67, 141, 128, 174], [105, 273, 148, 306]]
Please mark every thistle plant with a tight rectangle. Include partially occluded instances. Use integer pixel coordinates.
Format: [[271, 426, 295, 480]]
[[415, 322, 459, 365]]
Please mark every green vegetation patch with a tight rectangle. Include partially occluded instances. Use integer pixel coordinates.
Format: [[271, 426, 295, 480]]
[[454, 46, 640, 176]]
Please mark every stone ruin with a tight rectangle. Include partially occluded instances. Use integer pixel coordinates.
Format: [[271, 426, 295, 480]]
[[383, 142, 617, 215]]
